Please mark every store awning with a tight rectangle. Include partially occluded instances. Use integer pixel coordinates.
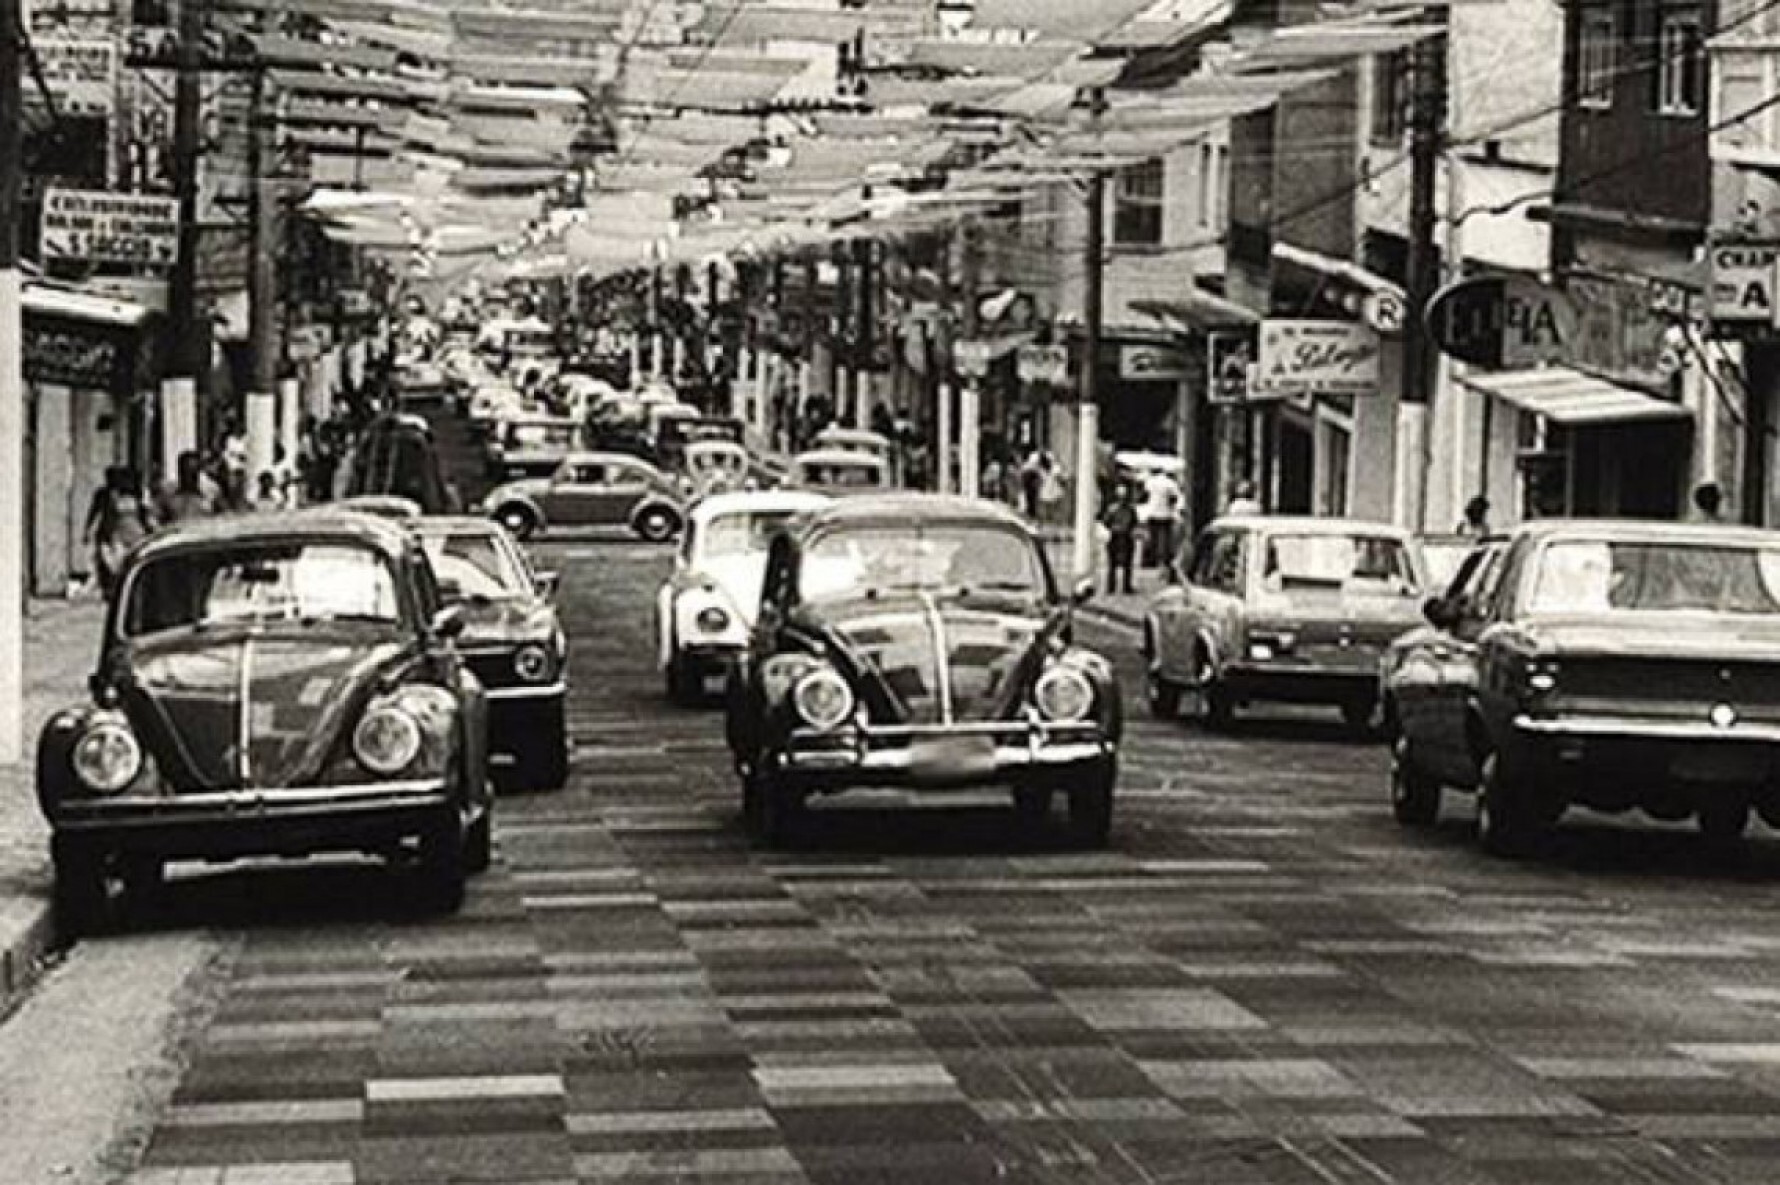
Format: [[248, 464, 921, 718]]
[[1461, 367, 1690, 425], [1132, 291, 1261, 330], [1272, 242, 1405, 300], [24, 283, 153, 329]]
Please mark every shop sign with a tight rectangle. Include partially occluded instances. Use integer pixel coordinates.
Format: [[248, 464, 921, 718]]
[[955, 339, 993, 378], [39, 188, 178, 268], [1709, 241, 1780, 326], [1254, 319, 1380, 398], [22, 314, 136, 392], [1361, 290, 1408, 337], [25, 40, 116, 119], [1562, 271, 1678, 394], [1119, 343, 1188, 381], [1016, 343, 1068, 385], [1426, 274, 1576, 370]]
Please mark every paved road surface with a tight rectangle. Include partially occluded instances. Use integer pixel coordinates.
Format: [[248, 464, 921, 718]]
[[0, 534, 1758, 1184]]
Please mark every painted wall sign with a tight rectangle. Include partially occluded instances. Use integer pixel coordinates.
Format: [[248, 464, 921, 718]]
[[40, 188, 178, 268], [1709, 241, 1780, 325], [1254, 319, 1380, 397]]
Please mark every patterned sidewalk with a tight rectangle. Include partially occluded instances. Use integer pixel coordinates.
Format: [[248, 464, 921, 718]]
[[0, 596, 108, 1013]]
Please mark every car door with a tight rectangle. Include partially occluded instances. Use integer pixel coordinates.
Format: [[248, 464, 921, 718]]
[[1163, 528, 1243, 684], [1150, 532, 1204, 678], [605, 459, 658, 525], [1423, 544, 1506, 785], [543, 460, 606, 526]]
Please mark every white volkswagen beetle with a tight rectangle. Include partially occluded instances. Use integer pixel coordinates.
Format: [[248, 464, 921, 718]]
[[657, 490, 831, 705]]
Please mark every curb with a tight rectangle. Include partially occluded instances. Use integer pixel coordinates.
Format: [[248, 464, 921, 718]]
[[0, 880, 55, 1022]]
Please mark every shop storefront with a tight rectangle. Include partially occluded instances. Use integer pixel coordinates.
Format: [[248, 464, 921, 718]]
[[23, 284, 157, 596]]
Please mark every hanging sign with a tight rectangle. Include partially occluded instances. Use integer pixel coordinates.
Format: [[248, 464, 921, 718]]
[[1207, 331, 1253, 404], [1709, 241, 1780, 327], [954, 339, 993, 378], [1016, 343, 1068, 385], [26, 40, 116, 119], [1254, 319, 1380, 397], [1119, 343, 1188, 381], [1425, 274, 1576, 370], [39, 188, 178, 267]]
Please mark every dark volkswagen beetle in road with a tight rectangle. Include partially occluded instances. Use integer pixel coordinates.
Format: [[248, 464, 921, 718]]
[[411, 516, 570, 789], [1384, 519, 1780, 852], [724, 494, 1121, 847], [36, 511, 493, 931]]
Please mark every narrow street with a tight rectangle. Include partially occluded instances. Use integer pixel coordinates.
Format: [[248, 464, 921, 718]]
[[0, 524, 1772, 1184]]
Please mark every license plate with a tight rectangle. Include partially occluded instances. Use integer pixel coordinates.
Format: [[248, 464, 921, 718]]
[[907, 735, 998, 785], [1671, 748, 1767, 783]]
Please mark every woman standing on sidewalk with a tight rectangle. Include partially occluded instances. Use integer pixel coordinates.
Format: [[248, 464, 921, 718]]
[[84, 467, 155, 598]]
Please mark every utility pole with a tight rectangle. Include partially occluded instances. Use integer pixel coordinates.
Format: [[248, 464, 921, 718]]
[[246, 60, 280, 488], [1073, 87, 1108, 582], [958, 217, 981, 498], [1398, 22, 1448, 531], [164, 0, 206, 465], [935, 229, 954, 494], [0, 0, 26, 763], [831, 240, 850, 422], [854, 236, 875, 433]]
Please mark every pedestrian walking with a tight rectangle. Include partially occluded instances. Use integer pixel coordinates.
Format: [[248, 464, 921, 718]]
[[1226, 479, 1262, 517], [1019, 448, 1047, 520], [250, 470, 289, 512], [1691, 482, 1725, 523], [1038, 451, 1065, 524], [1140, 466, 1184, 568], [157, 451, 214, 525], [84, 466, 155, 598], [1456, 494, 1492, 536], [1102, 484, 1139, 595]]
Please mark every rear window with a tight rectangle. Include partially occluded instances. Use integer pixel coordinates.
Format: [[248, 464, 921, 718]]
[[1261, 533, 1416, 594], [1528, 540, 1780, 616]]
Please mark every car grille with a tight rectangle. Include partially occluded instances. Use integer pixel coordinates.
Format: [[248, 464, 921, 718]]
[[461, 649, 518, 691]]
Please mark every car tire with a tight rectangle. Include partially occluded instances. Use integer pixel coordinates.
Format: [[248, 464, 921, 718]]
[[1389, 737, 1441, 826], [52, 836, 107, 938], [415, 812, 468, 913], [1146, 671, 1181, 721], [665, 653, 703, 707], [495, 504, 539, 541], [1066, 757, 1116, 849], [635, 507, 680, 544], [1476, 752, 1540, 857], [465, 806, 493, 874], [1698, 798, 1750, 845], [1193, 648, 1233, 730], [747, 767, 803, 849], [514, 706, 569, 791]]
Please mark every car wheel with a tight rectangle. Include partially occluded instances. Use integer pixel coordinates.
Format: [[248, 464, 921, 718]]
[[52, 836, 108, 938], [1066, 757, 1117, 849], [635, 507, 680, 544], [514, 706, 569, 791], [1013, 784, 1053, 833], [665, 653, 703, 707], [1698, 798, 1751, 845], [465, 806, 493, 874], [748, 767, 803, 849], [1194, 649, 1233, 730], [1146, 671, 1181, 721], [495, 504, 539, 541], [1389, 737, 1441, 826], [415, 811, 468, 913], [1477, 752, 1541, 857]]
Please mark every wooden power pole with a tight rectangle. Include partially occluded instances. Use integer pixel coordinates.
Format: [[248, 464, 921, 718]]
[[1073, 87, 1108, 582], [1398, 23, 1447, 530]]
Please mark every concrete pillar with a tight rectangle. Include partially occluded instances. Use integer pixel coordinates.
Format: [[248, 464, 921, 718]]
[[278, 376, 301, 480], [1071, 401, 1099, 581], [245, 389, 277, 491], [937, 380, 954, 494], [160, 376, 197, 484], [32, 384, 70, 596], [304, 358, 329, 421], [959, 381, 980, 498]]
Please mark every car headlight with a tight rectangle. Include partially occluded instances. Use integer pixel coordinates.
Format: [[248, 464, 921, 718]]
[[72, 721, 142, 794], [514, 643, 554, 683], [695, 605, 731, 635], [793, 667, 854, 731], [353, 706, 423, 775], [1247, 628, 1296, 661], [1034, 666, 1095, 723]]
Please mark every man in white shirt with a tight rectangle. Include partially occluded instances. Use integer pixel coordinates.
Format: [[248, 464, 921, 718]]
[[1140, 468, 1184, 569]]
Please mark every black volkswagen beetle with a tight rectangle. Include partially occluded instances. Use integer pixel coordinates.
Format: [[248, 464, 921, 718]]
[[410, 516, 570, 789], [36, 511, 493, 932], [724, 494, 1121, 847]]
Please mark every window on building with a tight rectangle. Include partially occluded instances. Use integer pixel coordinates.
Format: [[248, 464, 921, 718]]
[[1197, 142, 1227, 230], [1579, 6, 1617, 109], [1371, 51, 1409, 145], [1112, 158, 1165, 247], [1655, 6, 1703, 115]]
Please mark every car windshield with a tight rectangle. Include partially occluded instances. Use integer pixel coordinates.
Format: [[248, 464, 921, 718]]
[[421, 532, 527, 602], [1260, 533, 1416, 594], [801, 523, 1046, 603], [798, 461, 883, 487], [122, 542, 403, 636], [703, 511, 801, 559], [508, 423, 577, 448], [689, 447, 746, 474], [680, 421, 743, 444], [1527, 540, 1780, 616]]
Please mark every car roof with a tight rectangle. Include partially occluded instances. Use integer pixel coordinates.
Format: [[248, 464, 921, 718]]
[[800, 493, 1033, 535], [690, 490, 831, 525], [816, 427, 890, 443], [408, 515, 505, 536], [1208, 514, 1416, 540], [132, 509, 415, 563], [794, 448, 888, 467], [565, 450, 658, 468], [1508, 517, 1780, 546]]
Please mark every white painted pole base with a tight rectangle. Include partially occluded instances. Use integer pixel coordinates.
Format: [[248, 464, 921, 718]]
[[159, 377, 198, 487], [0, 268, 23, 764], [1072, 401, 1099, 582], [936, 380, 954, 495], [277, 377, 300, 482], [245, 390, 277, 489], [959, 382, 981, 499], [1393, 401, 1429, 532]]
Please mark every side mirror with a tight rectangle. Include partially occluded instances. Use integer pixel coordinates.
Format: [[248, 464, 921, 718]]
[[1423, 595, 1460, 631], [430, 604, 466, 641], [534, 570, 560, 598], [1071, 576, 1096, 607]]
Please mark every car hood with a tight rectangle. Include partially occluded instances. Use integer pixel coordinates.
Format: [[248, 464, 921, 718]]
[[1523, 614, 1780, 662], [115, 625, 414, 790], [794, 591, 1060, 724], [688, 555, 769, 624]]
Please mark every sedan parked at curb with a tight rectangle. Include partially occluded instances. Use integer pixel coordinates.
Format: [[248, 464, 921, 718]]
[[480, 451, 685, 542], [724, 494, 1121, 848], [657, 490, 831, 706], [36, 511, 493, 933], [412, 517, 570, 789], [1384, 519, 1780, 854], [1143, 516, 1427, 732]]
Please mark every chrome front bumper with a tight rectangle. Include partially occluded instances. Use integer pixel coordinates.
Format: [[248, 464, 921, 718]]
[[482, 681, 568, 702], [776, 720, 1111, 788]]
